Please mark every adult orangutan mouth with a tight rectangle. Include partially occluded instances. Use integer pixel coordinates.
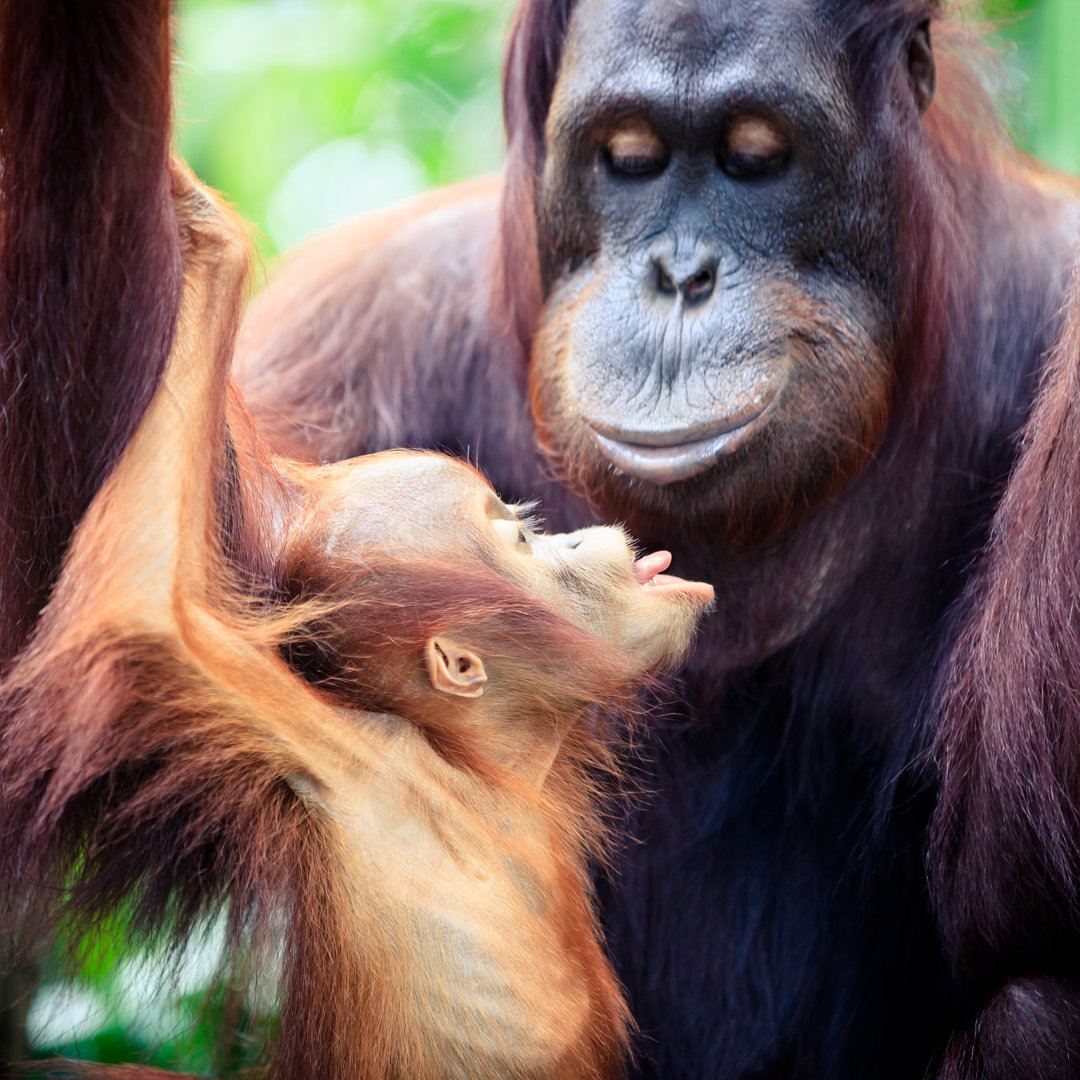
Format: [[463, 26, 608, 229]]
[[587, 395, 778, 484]]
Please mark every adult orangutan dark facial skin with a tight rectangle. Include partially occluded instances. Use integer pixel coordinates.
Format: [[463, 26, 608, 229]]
[[232, 1, 1080, 1078], [531, 0, 903, 542]]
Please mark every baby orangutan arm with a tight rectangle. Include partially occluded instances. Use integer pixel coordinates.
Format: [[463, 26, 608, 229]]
[[0, 0, 668, 1072]]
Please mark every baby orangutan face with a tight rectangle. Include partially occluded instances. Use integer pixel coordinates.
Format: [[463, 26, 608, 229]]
[[298, 448, 713, 671], [286, 450, 713, 779], [482, 490, 714, 672]]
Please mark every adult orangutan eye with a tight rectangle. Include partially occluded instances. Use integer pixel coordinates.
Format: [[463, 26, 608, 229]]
[[603, 122, 669, 178], [719, 115, 789, 179]]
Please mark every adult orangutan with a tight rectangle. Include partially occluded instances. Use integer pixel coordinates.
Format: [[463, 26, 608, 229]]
[[235, 1, 1080, 1077], [0, 1, 714, 1076]]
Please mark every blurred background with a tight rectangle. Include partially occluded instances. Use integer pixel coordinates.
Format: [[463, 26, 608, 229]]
[[177, 0, 509, 261], [20, 0, 1080, 1072], [171, 0, 1080, 263]]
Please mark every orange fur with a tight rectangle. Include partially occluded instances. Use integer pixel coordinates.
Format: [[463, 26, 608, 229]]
[[0, 2, 694, 1075], [0, 165, 652, 1077]]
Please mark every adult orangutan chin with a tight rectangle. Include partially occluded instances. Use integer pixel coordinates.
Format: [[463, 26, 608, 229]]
[[236, 2, 1080, 1077]]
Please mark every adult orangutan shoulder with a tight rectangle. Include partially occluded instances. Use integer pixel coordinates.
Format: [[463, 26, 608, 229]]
[[236, 177, 514, 464]]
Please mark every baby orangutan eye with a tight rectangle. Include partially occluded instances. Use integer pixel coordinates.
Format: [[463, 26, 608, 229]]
[[492, 516, 533, 551], [604, 121, 669, 178]]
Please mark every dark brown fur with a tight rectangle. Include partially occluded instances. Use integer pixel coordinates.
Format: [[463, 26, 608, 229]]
[[929, 265, 1080, 1077], [0, 0, 182, 666]]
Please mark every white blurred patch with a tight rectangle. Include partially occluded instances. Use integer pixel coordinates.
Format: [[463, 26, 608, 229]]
[[26, 917, 233, 1051], [445, 94, 504, 178], [266, 137, 426, 251], [180, 0, 376, 73], [26, 984, 110, 1047]]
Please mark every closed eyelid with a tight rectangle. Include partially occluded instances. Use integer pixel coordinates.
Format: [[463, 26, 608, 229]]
[[510, 501, 544, 533], [486, 493, 517, 522]]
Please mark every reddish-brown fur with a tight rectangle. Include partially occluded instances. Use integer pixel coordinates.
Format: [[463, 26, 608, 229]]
[[0, 0, 182, 667], [929, 263, 1080, 1075], [0, 2, 701, 1076], [0, 0, 182, 1057], [5, 0, 1080, 1076], [233, 2, 1080, 1077]]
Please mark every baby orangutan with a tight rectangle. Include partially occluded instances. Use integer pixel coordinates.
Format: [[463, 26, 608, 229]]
[[279, 451, 713, 1077], [0, 166, 712, 1080], [284, 450, 713, 782]]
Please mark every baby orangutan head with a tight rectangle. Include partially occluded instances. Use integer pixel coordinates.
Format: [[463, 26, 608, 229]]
[[283, 451, 713, 779]]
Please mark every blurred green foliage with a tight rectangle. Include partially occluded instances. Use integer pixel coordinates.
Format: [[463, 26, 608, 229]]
[[26, 913, 272, 1074], [981, 0, 1080, 169], [24, 0, 1080, 1072], [175, 0, 510, 257]]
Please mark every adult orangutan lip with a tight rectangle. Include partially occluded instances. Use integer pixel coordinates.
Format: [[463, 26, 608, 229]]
[[588, 397, 776, 484]]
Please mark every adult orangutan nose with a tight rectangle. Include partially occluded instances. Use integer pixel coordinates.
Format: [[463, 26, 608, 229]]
[[649, 249, 717, 306]]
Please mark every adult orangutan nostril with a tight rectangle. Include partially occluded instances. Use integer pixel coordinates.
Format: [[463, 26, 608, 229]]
[[682, 266, 714, 304], [651, 255, 716, 305], [654, 259, 678, 297]]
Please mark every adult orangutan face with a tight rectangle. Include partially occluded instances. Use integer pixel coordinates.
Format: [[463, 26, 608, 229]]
[[529, 0, 932, 545]]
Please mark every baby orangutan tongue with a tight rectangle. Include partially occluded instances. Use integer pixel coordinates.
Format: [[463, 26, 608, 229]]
[[634, 550, 715, 603]]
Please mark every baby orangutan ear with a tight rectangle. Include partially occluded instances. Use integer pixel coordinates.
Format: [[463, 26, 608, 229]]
[[425, 638, 488, 698]]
